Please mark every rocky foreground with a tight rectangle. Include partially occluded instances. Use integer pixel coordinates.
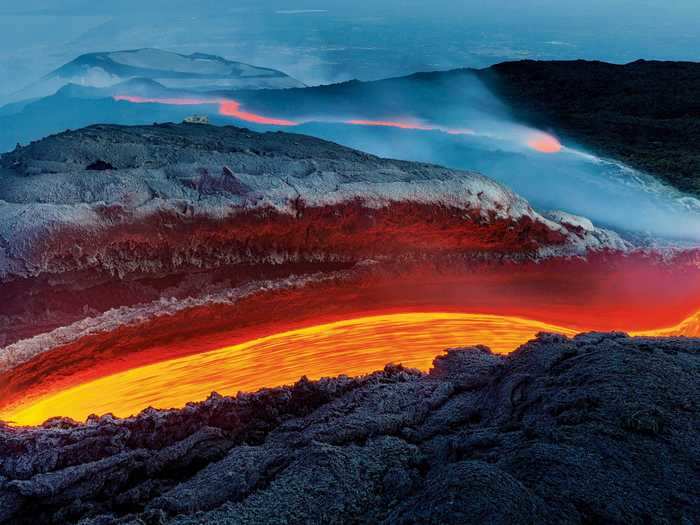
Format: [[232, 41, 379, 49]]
[[1, 332, 698, 524]]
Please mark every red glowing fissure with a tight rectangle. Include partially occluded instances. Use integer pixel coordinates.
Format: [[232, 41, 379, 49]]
[[113, 95, 298, 127], [113, 95, 561, 152]]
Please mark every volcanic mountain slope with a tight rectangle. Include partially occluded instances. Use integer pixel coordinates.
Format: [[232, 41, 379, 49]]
[[13, 49, 304, 104], [0, 68, 501, 153], [3, 59, 700, 202], [0, 333, 698, 524], [219, 60, 700, 196], [476, 60, 700, 196], [0, 123, 625, 346], [0, 122, 625, 281]]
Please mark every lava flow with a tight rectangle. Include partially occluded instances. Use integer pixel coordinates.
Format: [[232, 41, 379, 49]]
[[527, 131, 562, 153], [114, 95, 298, 126], [113, 95, 561, 152], [219, 100, 298, 126], [345, 118, 435, 130], [3, 248, 700, 427], [0, 312, 578, 426], [4, 296, 700, 427]]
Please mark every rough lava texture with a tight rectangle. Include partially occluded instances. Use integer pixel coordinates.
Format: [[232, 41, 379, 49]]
[[0, 332, 697, 524]]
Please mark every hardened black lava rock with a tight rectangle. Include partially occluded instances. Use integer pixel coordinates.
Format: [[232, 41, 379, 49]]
[[0, 332, 698, 524], [478, 59, 700, 196]]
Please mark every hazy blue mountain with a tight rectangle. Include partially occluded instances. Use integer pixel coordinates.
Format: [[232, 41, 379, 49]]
[[13, 48, 304, 103]]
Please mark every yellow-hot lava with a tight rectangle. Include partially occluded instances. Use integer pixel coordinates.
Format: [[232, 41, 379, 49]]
[[1, 312, 578, 426], [636, 310, 700, 337]]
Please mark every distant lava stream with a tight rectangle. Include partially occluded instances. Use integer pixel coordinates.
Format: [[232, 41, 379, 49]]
[[113, 95, 562, 153], [113, 95, 298, 126]]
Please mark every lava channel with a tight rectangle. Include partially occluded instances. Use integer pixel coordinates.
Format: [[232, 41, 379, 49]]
[[0, 312, 579, 425], [2, 250, 700, 427]]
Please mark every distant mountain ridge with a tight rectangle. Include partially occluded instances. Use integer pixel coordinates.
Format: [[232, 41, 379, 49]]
[[12, 48, 304, 103]]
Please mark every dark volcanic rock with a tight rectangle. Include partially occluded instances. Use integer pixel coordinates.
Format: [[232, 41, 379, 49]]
[[1, 333, 698, 524], [85, 160, 114, 171], [477, 60, 700, 195]]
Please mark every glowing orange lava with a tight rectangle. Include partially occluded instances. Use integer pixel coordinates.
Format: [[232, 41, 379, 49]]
[[114, 95, 298, 126], [527, 131, 562, 153], [636, 310, 700, 337], [219, 100, 298, 126], [345, 119, 436, 131], [114, 95, 558, 144], [0, 312, 578, 426], [345, 119, 476, 136]]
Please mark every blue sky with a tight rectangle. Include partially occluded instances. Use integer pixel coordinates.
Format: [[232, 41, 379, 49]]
[[1, 1, 699, 97]]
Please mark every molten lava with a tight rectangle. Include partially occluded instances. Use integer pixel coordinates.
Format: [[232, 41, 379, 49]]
[[218, 100, 298, 126], [638, 309, 700, 337], [527, 131, 562, 153], [114, 95, 298, 126], [0, 312, 578, 426], [3, 249, 700, 428], [345, 119, 476, 136], [345, 119, 436, 131], [114, 95, 557, 144]]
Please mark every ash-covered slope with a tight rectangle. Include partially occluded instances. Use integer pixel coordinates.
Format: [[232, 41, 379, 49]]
[[0, 122, 624, 282], [1, 333, 698, 524]]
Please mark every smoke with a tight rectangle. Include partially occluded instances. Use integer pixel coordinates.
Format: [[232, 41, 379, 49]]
[[111, 84, 700, 245], [317, 123, 700, 243]]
